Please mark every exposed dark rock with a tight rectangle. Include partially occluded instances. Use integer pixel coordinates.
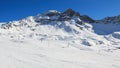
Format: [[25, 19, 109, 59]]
[[58, 15, 71, 21], [58, 8, 81, 21], [45, 11, 60, 17], [35, 18, 51, 22], [62, 8, 76, 17], [77, 20, 82, 25], [1, 23, 12, 29], [74, 12, 81, 18], [80, 15, 95, 23], [35, 8, 83, 24]]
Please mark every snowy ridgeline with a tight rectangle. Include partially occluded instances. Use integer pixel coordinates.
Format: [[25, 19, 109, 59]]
[[0, 9, 120, 68], [0, 9, 120, 50]]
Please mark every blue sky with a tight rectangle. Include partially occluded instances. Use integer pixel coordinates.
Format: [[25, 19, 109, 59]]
[[0, 0, 120, 22]]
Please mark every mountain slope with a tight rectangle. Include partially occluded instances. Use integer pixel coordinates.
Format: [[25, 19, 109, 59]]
[[0, 9, 120, 68]]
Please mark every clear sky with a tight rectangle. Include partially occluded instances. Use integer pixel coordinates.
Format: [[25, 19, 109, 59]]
[[0, 0, 120, 22]]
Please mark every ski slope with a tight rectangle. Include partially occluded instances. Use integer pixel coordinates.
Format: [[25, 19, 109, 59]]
[[0, 35, 120, 68], [0, 9, 120, 68]]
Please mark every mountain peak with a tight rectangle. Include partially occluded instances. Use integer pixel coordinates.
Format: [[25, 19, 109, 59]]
[[34, 9, 82, 24], [63, 8, 80, 17]]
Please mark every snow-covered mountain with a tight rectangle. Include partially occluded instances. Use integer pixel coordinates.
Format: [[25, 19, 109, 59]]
[[0, 8, 120, 68], [91, 15, 120, 35], [96, 15, 120, 24]]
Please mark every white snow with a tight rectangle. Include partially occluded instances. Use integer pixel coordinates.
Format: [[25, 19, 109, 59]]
[[0, 13, 120, 68], [92, 23, 120, 35], [0, 35, 120, 68]]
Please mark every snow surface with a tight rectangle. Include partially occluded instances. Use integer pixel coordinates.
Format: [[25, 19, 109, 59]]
[[0, 37, 120, 68], [0, 11, 120, 68], [92, 23, 120, 35]]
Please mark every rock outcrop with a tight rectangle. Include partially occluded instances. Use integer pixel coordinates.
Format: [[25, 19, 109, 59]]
[[80, 15, 95, 23]]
